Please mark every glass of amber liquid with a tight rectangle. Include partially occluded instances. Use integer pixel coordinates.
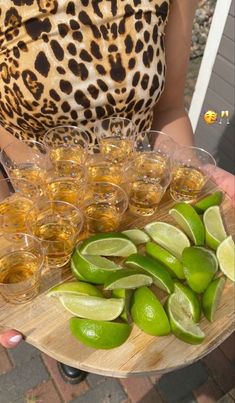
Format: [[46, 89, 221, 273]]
[[1, 140, 49, 195], [43, 126, 89, 177], [94, 118, 136, 164], [0, 178, 41, 234], [170, 146, 216, 202], [127, 157, 171, 216], [84, 182, 128, 234], [88, 153, 125, 186], [0, 233, 44, 304], [27, 200, 84, 269]]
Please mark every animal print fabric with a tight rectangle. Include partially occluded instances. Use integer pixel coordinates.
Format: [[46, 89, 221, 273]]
[[0, 0, 170, 144]]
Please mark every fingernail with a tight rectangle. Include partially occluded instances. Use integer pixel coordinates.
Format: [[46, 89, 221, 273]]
[[9, 335, 22, 344]]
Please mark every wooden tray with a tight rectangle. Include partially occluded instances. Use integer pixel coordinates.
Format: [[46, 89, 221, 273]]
[[0, 180, 234, 378]]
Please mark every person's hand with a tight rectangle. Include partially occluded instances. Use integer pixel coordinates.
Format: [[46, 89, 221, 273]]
[[0, 329, 22, 348], [210, 166, 235, 207]]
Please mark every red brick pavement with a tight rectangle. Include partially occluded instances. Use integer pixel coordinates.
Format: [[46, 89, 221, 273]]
[[0, 345, 14, 375], [25, 380, 62, 403]]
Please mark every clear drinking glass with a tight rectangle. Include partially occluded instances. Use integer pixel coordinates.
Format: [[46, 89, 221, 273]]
[[170, 146, 216, 202], [1, 140, 49, 195], [27, 200, 84, 268], [0, 233, 44, 304], [0, 178, 41, 234], [84, 182, 128, 234], [43, 126, 89, 176], [126, 159, 171, 216], [94, 117, 136, 164]]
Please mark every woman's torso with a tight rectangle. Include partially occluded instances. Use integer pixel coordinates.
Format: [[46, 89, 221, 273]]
[[0, 0, 170, 144]]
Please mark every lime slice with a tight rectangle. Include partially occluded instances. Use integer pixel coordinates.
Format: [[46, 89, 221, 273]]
[[125, 253, 174, 294], [47, 281, 102, 298], [182, 247, 218, 293], [217, 236, 235, 282], [71, 247, 122, 284], [122, 229, 150, 245], [174, 282, 201, 322], [194, 191, 223, 214], [104, 269, 152, 290], [203, 206, 227, 250], [71, 260, 86, 281], [166, 293, 205, 344], [144, 222, 190, 259], [131, 287, 171, 336], [60, 294, 124, 321], [202, 276, 226, 322], [169, 203, 205, 245], [80, 233, 137, 257], [70, 318, 132, 349], [112, 288, 133, 323], [146, 242, 185, 279]]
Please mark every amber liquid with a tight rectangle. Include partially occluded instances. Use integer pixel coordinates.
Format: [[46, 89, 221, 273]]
[[10, 165, 46, 195], [50, 146, 86, 176], [0, 251, 40, 303], [135, 153, 168, 177], [88, 164, 123, 185], [85, 204, 120, 234], [129, 179, 164, 216], [170, 166, 206, 202], [46, 177, 85, 206], [0, 194, 33, 233], [99, 137, 134, 164]]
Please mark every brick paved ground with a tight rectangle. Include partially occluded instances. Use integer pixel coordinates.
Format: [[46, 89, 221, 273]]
[[0, 332, 234, 403]]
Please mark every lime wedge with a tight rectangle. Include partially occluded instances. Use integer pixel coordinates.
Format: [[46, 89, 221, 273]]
[[169, 203, 205, 245], [104, 269, 152, 290], [182, 247, 218, 293], [174, 282, 201, 322], [71, 260, 86, 281], [71, 247, 122, 284], [202, 276, 226, 322], [131, 287, 171, 336], [203, 206, 227, 250], [166, 293, 205, 344], [60, 294, 124, 321], [146, 242, 185, 279], [80, 233, 137, 257], [216, 236, 235, 282], [194, 191, 223, 214], [112, 288, 133, 323], [70, 318, 132, 349], [47, 281, 102, 298], [122, 229, 150, 245], [125, 253, 174, 294], [145, 221, 190, 259]]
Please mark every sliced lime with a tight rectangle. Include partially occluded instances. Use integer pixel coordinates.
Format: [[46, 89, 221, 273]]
[[145, 221, 190, 259], [71, 259, 86, 281], [60, 294, 124, 321], [70, 318, 132, 349], [104, 269, 152, 290], [202, 276, 226, 321], [169, 203, 205, 245], [216, 236, 235, 282], [79, 233, 137, 257], [194, 191, 223, 214], [174, 282, 201, 322], [203, 206, 227, 250], [47, 281, 102, 298], [112, 288, 133, 323], [122, 229, 150, 245], [146, 242, 185, 279], [125, 253, 174, 294]]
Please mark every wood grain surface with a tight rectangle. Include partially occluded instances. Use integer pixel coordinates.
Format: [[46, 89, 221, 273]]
[[0, 181, 234, 377]]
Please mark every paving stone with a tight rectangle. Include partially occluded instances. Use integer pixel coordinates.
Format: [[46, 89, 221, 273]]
[[71, 378, 127, 403], [203, 348, 235, 393], [193, 377, 223, 403], [25, 379, 62, 403], [0, 346, 14, 375], [0, 342, 49, 403], [158, 362, 208, 403], [120, 376, 163, 403], [219, 332, 235, 364], [41, 353, 89, 402], [181, 394, 197, 403], [86, 373, 108, 387], [217, 393, 235, 403], [229, 388, 235, 399]]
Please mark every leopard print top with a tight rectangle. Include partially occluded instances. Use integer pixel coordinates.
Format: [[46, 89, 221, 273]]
[[0, 0, 170, 145]]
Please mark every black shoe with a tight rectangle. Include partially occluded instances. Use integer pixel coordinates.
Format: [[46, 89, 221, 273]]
[[57, 362, 88, 384]]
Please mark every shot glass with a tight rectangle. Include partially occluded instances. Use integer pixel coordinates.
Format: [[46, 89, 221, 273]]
[[126, 159, 171, 216], [84, 182, 128, 234], [0, 233, 44, 304], [43, 126, 89, 176], [1, 140, 49, 195], [170, 146, 216, 202], [94, 117, 136, 164], [88, 156, 126, 186], [27, 200, 84, 268], [0, 178, 41, 234], [135, 130, 176, 173]]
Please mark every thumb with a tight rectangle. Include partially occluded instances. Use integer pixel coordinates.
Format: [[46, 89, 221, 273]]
[[0, 330, 23, 348]]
